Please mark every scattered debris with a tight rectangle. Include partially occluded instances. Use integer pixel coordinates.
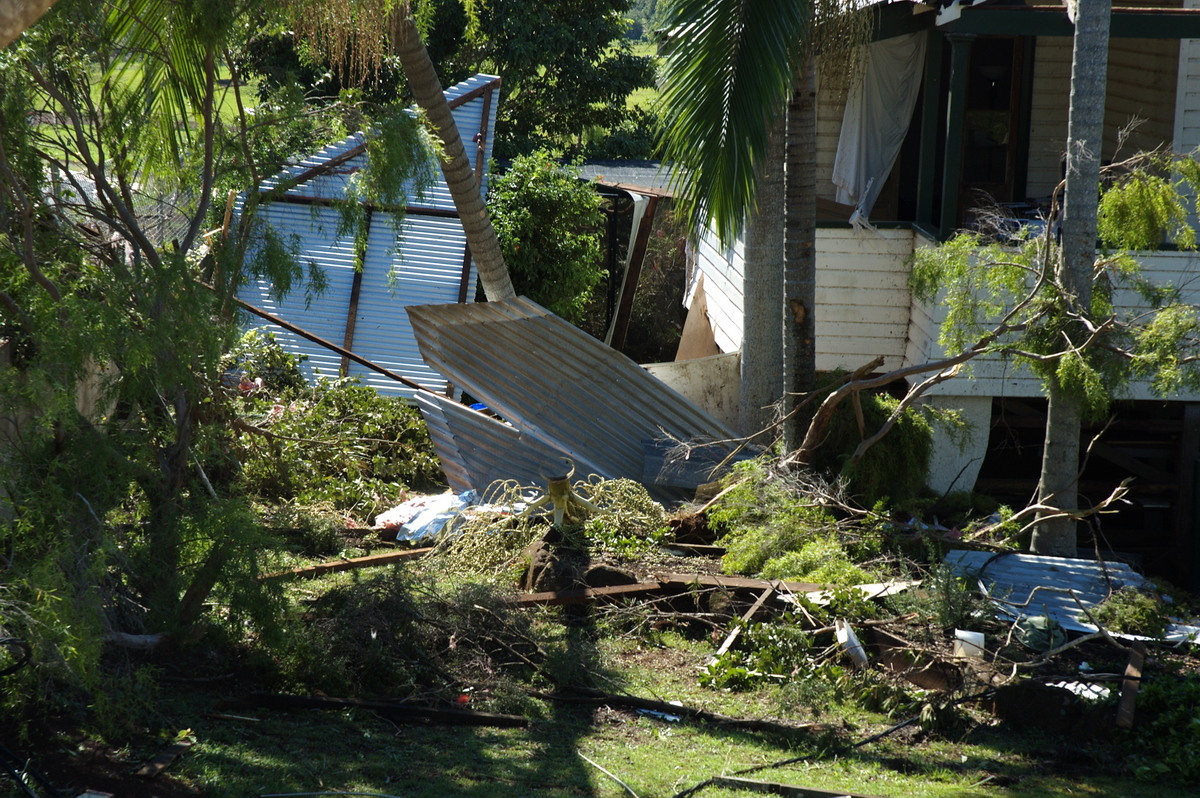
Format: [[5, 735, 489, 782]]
[[952, 629, 985, 660], [1115, 641, 1147, 729], [374, 490, 478, 541], [835, 619, 869, 668], [710, 585, 776, 662], [134, 737, 194, 779]]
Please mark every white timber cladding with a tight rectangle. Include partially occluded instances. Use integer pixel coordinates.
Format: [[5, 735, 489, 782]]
[[238, 74, 501, 397], [1026, 36, 1072, 199], [690, 226, 915, 371], [815, 63, 851, 206], [1176, 0, 1200, 154]]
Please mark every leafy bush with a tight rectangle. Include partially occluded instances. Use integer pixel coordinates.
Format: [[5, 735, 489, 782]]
[[708, 459, 841, 577], [487, 150, 605, 324], [1125, 672, 1200, 782], [758, 537, 874, 586], [1088, 586, 1173, 637], [807, 389, 934, 508]]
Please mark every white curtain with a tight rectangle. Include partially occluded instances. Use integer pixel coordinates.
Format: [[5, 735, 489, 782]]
[[831, 32, 928, 224]]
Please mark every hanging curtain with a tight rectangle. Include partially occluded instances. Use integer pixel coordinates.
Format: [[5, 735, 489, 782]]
[[831, 32, 928, 226]]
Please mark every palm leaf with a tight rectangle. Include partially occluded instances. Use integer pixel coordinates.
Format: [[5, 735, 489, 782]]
[[655, 0, 810, 246]]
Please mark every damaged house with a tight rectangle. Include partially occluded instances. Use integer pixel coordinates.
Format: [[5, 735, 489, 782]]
[[680, 0, 1200, 586]]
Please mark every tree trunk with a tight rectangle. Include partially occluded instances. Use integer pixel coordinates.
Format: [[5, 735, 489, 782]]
[[739, 115, 785, 437], [1032, 0, 1109, 556], [0, 0, 58, 48], [392, 14, 515, 303], [783, 59, 818, 452]]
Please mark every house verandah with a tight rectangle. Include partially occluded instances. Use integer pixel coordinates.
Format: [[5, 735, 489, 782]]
[[676, 1, 1200, 586]]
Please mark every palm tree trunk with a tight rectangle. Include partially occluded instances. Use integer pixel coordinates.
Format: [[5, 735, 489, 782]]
[[0, 0, 58, 48], [739, 115, 786, 437], [1032, 0, 1109, 556], [783, 59, 818, 452], [392, 14, 515, 302]]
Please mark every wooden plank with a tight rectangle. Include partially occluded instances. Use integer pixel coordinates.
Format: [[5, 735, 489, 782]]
[[712, 586, 776, 660], [1116, 642, 1147, 730], [712, 775, 882, 798], [260, 547, 433, 580], [660, 573, 821, 594], [135, 740, 194, 778], [513, 582, 668, 607]]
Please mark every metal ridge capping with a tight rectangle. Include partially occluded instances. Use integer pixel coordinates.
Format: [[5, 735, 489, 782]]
[[407, 297, 742, 496]]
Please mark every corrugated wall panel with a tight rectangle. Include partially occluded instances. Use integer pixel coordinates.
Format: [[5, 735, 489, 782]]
[[415, 393, 596, 495], [240, 203, 357, 383], [238, 75, 500, 397], [345, 214, 471, 394]]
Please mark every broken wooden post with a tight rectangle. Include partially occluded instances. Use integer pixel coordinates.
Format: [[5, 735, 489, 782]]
[[1115, 641, 1146, 730]]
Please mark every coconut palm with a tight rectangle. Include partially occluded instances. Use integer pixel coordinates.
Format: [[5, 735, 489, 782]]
[[655, 0, 861, 444]]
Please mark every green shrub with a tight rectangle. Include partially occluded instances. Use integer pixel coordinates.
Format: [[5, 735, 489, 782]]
[[758, 537, 874, 586], [487, 150, 605, 324], [709, 459, 839, 577], [807, 390, 934, 508], [1125, 672, 1200, 782], [1088, 586, 1173, 637]]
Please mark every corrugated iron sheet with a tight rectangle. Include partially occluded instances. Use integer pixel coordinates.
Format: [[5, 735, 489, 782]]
[[407, 297, 740, 494], [240, 203, 358, 383], [944, 549, 1199, 642], [238, 74, 501, 396]]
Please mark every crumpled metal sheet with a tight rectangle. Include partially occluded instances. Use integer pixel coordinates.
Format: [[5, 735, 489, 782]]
[[944, 549, 1200, 643], [408, 297, 740, 497], [415, 391, 601, 495]]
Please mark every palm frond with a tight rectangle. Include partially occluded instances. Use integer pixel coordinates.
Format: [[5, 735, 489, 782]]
[[655, 0, 811, 246]]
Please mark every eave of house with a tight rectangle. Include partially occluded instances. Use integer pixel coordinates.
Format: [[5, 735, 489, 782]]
[[947, 5, 1200, 39]]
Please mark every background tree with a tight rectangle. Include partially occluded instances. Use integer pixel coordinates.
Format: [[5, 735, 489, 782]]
[[1033, 0, 1111, 556], [0, 0, 429, 704], [487, 151, 604, 324], [243, 0, 656, 160]]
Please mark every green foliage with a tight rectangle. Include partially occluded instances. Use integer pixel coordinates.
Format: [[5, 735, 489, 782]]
[[1087, 586, 1173, 637], [234, 377, 444, 521], [577, 478, 670, 557], [888, 563, 989, 634], [224, 329, 309, 394], [1124, 672, 1200, 782], [758, 537, 874, 586], [709, 459, 840, 578], [911, 152, 1200, 421], [433, 0, 657, 158], [487, 151, 605, 323]]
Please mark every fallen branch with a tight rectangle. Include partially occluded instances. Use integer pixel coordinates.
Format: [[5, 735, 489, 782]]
[[533, 687, 824, 737], [246, 692, 528, 728]]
